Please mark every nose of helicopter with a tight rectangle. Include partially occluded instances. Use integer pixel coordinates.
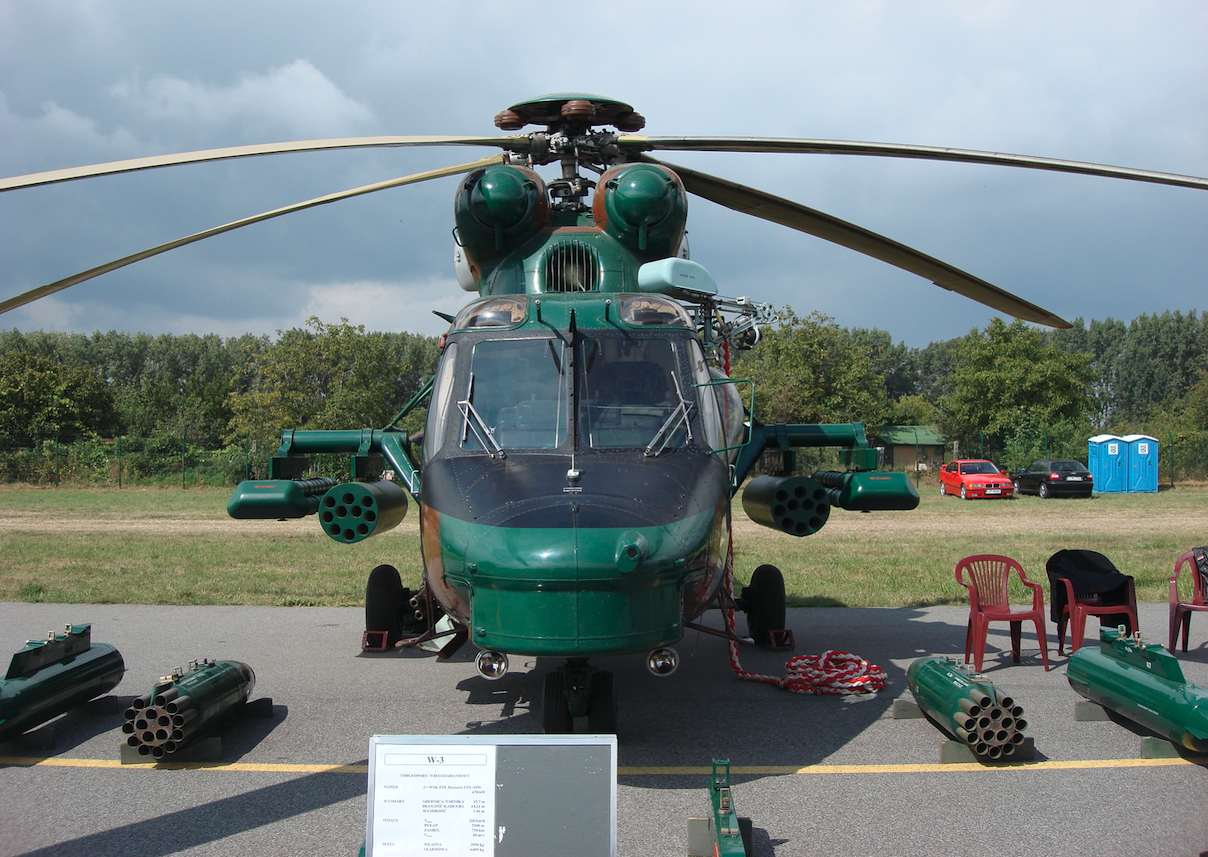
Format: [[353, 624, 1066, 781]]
[[424, 452, 729, 657], [455, 495, 686, 657]]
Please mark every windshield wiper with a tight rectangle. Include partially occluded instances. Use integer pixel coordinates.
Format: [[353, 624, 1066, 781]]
[[645, 372, 695, 457], [457, 374, 505, 458]]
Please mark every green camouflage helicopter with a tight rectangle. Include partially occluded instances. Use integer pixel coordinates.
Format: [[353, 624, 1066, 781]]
[[3, 93, 1206, 733]]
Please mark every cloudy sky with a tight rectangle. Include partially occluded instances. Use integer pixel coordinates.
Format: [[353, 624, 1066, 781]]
[[1, 1, 1204, 347]]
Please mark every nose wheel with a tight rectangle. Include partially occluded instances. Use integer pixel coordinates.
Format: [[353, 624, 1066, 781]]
[[365, 564, 405, 646], [541, 659, 616, 734], [542, 671, 573, 733]]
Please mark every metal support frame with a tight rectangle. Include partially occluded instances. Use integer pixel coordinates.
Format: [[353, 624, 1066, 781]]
[[270, 428, 422, 498], [394, 580, 469, 660], [708, 760, 750, 857], [684, 586, 752, 644]]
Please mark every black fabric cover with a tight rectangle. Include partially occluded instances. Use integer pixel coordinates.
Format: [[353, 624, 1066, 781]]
[[1194, 547, 1208, 594], [1045, 549, 1133, 630]]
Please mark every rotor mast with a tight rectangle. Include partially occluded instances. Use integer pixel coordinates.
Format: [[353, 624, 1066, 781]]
[[494, 94, 645, 212]]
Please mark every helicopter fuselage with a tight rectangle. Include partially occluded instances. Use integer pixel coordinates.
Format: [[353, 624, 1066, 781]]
[[418, 291, 733, 658]]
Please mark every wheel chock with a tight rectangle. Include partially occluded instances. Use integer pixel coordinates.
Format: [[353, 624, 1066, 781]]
[[766, 629, 794, 651], [362, 630, 390, 652]]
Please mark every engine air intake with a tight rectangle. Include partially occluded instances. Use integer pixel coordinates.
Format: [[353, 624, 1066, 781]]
[[544, 241, 599, 292]]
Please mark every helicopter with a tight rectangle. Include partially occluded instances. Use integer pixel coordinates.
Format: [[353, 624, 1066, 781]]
[[3, 93, 1206, 733]]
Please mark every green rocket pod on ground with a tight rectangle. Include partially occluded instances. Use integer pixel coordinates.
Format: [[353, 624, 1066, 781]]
[[0, 624, 125, 743], [123, 658, 255, 759], [907, 656, 1028, 759], [1067, 627, 1208, 754]]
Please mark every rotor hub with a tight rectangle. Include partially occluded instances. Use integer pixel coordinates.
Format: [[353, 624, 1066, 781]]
[[495, 93, 645, 135]]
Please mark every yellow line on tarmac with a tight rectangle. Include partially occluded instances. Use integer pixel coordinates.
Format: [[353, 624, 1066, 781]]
[[0, 756, 368, 774], [622, 757, 1199, 775], [2, 755, 1198, 775]]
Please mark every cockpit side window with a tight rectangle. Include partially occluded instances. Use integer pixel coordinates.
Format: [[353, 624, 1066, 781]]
[[688, 339, 723, 452], [424, 342, 459, 462], [579, 336, 687, 450], [460, 338, 567, 451]]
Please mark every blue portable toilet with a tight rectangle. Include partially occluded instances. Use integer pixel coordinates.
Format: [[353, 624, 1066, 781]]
[[1123, 434, 1159, 493], [1088, 434, 1127, 493]]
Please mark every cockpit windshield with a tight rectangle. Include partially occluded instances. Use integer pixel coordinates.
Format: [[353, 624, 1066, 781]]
[[459, 338, 568, 452], [426, 333, 702, 459], [579, 337, 689, 450]]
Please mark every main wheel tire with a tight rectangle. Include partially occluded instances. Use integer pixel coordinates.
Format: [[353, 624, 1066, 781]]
[[1040, 483, 1051, 499], [542, 671, 573, 734], [745, 564, 786, 646], [365, 564, 404, 646], [586, 671, 617, 734]]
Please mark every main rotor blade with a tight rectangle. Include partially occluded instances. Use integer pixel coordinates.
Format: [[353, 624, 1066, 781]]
[[0, 154, 505, 317], [0, 136, 522, 192], [647, 155, 1070, 328], [624, 136, 1208, 192]]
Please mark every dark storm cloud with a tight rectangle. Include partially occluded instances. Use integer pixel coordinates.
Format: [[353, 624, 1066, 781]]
[[1, 1, 1205, 345]]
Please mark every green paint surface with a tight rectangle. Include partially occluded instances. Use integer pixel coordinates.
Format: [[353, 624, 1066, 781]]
[[438, 507, 723, 656]]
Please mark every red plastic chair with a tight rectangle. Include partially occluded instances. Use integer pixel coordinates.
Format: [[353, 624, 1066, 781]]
[[1170, 547, 1208, 652], [956, 554, 1051, 673], [1046, 549, 1139, 655]]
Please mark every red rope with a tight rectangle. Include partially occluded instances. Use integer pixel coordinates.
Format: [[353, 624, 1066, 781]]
[[719, 336, 885, 695]]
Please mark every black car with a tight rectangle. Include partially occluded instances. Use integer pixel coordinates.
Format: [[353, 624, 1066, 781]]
[[1014, 459, 1094, 498]]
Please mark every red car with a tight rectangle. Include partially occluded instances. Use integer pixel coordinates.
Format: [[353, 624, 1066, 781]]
[[939, 459, 1014, 499]]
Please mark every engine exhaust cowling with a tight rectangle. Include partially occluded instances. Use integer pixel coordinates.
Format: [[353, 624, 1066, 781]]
[[741, 475, 830, 537]]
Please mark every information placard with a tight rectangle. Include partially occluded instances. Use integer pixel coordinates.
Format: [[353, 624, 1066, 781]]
[[367, 734, 616, 857], [370, 743, 496, 855]]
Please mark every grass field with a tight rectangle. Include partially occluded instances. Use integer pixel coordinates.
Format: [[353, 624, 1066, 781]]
[[1, 482, 1204, 608]]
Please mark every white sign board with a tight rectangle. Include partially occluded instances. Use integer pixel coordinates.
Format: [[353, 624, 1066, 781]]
[[367, 734, 617, 857], [370, 743, 496, 856]]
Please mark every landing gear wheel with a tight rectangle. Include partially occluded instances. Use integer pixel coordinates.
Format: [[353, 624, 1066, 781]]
[[365, 564, 404, 646], [542, 671, 573, 734], [1040, 483, 1051, 499], [744, 564, 786, 646], [586, 671, 617, 734]]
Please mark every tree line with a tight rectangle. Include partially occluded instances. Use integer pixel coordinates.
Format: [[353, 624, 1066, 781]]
[[0, 319, 439, 483], [2, 309, 1206, 482], [732, 309, 1208, 475]]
